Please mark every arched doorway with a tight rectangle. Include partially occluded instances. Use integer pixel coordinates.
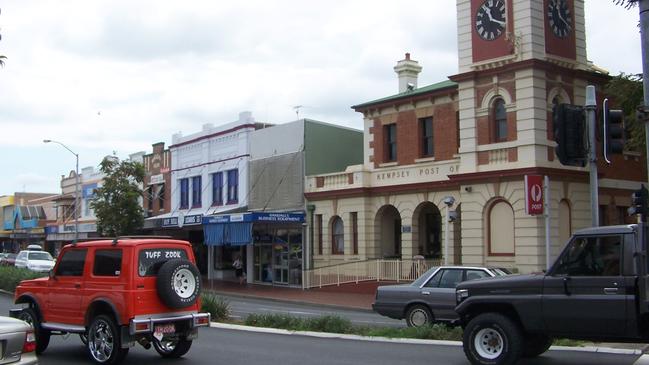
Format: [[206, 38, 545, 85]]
[[413, 202, 442, 259], [375, 205, 402, 258]]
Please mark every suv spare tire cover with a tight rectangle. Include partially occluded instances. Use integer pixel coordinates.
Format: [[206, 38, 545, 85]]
[[156, 259, 201, 309]]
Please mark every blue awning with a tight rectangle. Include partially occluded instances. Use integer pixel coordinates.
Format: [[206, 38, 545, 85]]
[[204, 222, 252, 246]]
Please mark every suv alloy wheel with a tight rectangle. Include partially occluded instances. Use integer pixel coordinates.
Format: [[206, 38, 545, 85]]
[[87, 315, 129, 364]]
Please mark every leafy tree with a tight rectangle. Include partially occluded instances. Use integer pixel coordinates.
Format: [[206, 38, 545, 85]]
[[614, 0, 639, 9], [604, 73, 644, 153], [90, 156, 145, 236]]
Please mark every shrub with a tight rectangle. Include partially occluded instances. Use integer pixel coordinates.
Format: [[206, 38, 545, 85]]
[[308, 315, 354, 334], [0, 266, 47, 292], [245, 313, 303, 329], [362, 323, 463, 341], [200, 293, 231, 322]]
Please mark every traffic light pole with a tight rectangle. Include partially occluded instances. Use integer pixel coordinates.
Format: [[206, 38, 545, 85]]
[[640, 0, 649, 185], [586, 85, 599, 227]]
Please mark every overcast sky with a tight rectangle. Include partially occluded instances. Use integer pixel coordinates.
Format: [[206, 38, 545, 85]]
[[0, 1, 642, 195]]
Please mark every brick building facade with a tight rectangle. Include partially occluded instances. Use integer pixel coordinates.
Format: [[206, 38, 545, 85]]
[[304, 0, 646, 273]]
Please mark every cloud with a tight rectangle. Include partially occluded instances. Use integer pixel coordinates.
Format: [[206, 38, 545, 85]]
[[0, 0, 642, 195]]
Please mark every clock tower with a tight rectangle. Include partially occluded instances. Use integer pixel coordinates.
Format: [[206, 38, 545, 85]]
[[454, 0, 590, 173], [452, 0, 609, 271]]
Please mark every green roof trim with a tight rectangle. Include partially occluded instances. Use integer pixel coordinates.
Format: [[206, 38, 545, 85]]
[[352, 79, 458, 110]]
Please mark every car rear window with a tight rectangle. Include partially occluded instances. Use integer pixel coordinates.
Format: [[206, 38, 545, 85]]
[[138, 248, 188, 276], [28, 252, 53, 261]]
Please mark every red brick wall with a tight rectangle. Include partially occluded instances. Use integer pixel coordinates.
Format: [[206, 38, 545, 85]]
[[370, 102, 459, 167], [397, 110, 418, 165], [478, 151, 489, 165], [434, 103, 459, 160]]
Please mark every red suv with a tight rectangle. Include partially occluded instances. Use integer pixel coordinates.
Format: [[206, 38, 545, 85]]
[[11, 237, 210, 364]]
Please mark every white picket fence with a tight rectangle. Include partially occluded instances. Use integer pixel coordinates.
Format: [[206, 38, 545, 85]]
[[302, 258, 441, 289]]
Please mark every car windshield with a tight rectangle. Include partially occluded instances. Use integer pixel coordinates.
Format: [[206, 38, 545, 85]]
[[28, 252, 53, 261]]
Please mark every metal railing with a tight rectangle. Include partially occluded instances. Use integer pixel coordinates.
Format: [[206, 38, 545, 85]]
[[302, 258, 441, 289]]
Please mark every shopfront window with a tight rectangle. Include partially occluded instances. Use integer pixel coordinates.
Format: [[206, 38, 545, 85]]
[[252, 225, 303, 287]]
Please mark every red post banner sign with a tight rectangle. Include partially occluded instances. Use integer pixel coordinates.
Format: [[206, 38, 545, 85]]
[[525, 175, 544, 215]]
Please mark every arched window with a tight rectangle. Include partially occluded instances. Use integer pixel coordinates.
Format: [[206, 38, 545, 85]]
[[332, 216, 344, 255], [488, 200, 514, 256], [494, 98, 507, 142]]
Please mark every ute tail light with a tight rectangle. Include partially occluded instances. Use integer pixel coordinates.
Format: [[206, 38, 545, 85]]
[[135, 322, 151, 332], [23, 330, 36, 353]]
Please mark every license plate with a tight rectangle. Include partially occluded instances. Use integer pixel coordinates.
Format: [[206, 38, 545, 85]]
[[153, 323, 175, 341]]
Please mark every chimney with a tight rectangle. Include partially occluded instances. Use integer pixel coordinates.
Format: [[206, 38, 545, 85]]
[[393, 52, 422, 93]]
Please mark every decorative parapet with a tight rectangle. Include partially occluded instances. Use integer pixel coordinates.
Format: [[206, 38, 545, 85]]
[[305, 159, 461, 193]]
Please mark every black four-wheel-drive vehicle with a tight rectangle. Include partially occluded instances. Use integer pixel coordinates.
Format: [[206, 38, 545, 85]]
[[455, 224, 649, 365]]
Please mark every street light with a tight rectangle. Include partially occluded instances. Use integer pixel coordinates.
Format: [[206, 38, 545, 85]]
[[442, 196, 455, 265], [43, 139, 79, 244]]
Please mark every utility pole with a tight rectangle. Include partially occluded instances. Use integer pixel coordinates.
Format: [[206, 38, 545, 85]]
[[640, 0, 649, 184]]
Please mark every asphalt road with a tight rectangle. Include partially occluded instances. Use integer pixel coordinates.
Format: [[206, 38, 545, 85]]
[[220, 293, 404, 327], [34, 326, 644, 365], [1, 293, 645, 365]]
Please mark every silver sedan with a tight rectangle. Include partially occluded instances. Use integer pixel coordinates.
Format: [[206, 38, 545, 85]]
[[0, 316, 38, 364], [372, 266, 510, 327]]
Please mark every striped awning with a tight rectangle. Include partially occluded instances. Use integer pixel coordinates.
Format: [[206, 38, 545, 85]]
[[203, 222, 252, 246]]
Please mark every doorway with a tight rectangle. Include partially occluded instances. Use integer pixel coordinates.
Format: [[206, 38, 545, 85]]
[[253, 225, 303, 286]]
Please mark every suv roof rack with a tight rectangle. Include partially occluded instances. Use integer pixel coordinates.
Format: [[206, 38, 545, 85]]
[[70, 236, 175, 246], [111, 235, 175, 246]]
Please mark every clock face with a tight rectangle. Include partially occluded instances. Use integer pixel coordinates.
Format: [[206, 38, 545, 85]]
[[548, 0, 572, 38], [475, 0, 506, 41]]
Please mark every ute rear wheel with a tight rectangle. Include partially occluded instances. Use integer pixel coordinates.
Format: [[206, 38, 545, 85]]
[[463, 312, 523, 365], [153, 337, 193, 358], [156, 259, 201, 309], [87, 315, 129, 364], [18, 307, 50, 354], [405, 304, 433, 327]]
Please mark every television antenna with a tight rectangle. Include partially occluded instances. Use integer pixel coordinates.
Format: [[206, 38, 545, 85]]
[[293, 105, 303, 119]]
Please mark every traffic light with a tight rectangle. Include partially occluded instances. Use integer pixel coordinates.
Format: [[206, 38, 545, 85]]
[[629, 185, 649, 219], [553, 103, 587, 167], [603, 99, 625, 162]]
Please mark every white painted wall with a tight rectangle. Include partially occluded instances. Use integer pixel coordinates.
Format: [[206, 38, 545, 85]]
[[170, 112, 255, 217]]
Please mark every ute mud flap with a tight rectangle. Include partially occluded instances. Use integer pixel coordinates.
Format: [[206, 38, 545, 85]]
[[121, 326, 137, 348], [186, 328, 199, 340]]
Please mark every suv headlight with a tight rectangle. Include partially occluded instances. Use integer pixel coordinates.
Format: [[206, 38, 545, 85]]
[[456, 289, 469, 304]]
